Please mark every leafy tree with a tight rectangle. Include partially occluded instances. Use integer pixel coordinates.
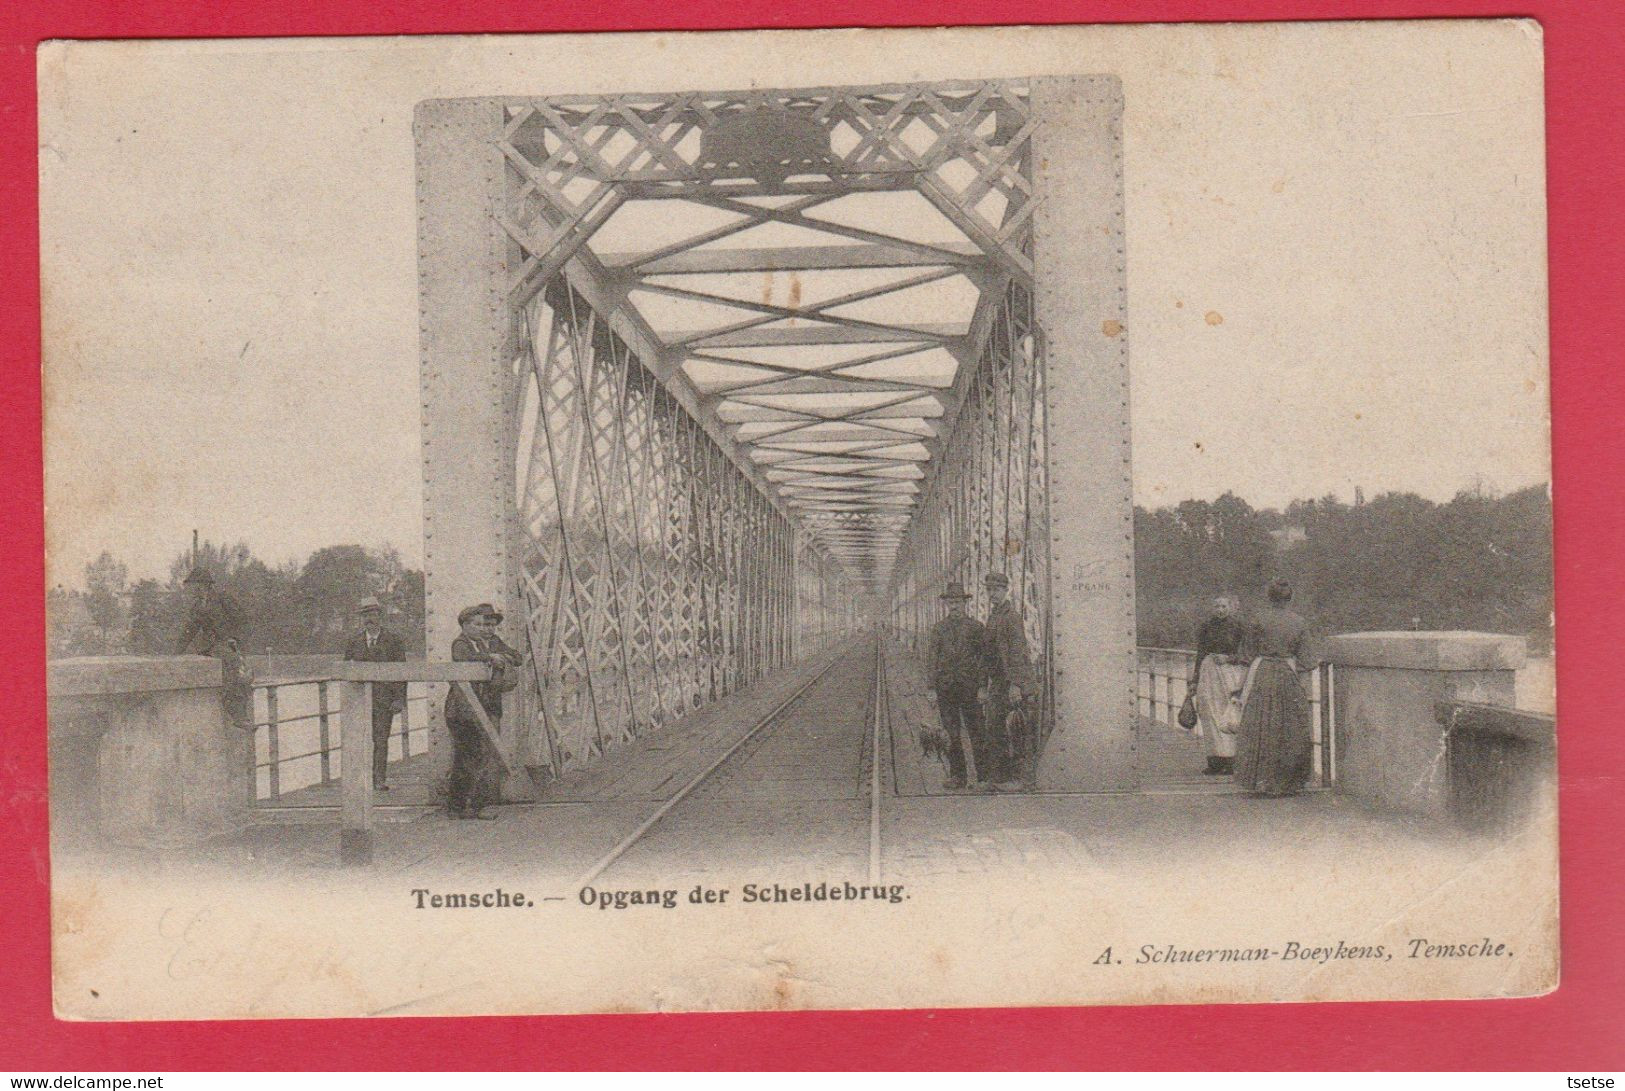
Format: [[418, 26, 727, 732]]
[[293, 545, 386, 651], [50, 539, 428, 658], [393, 566, 427, 656], [126, 577, 182, 655], [168, 540, 258, 586], [81, 552, 129, 652], [1135, 485, 1552, 651], [45, 584, 85, 658]]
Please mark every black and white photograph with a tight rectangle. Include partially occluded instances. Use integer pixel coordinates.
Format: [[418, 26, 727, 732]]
[[40, 20, 1555, 1018]]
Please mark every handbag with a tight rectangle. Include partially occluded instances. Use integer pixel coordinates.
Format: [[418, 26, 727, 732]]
[[1177, 691, 1199, 730]]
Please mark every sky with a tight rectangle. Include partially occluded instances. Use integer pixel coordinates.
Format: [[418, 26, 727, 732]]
[[38, 21, 1550, 587]]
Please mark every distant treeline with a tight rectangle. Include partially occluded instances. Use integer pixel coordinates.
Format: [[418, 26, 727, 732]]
[[1135, 484, 1553, 652], [48, 484, 1552, 660], [47, 541, 427, 659]]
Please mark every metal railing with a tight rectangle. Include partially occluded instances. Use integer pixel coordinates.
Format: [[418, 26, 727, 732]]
[[1137, 646, 1337, 787], [250, 676, 432, 803]]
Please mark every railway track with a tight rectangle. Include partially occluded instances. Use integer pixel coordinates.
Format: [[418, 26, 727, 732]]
[[572, 636, 890, 890]]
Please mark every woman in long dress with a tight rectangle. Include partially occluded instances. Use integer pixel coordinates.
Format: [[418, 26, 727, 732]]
[[1234, 580, 1314, 796], [1192, 594, 1248, 775]]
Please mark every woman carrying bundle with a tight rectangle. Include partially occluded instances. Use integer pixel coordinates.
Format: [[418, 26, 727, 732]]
[[1191, 594, 1248, 776]]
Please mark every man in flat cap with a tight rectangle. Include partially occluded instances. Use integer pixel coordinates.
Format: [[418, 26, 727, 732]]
[[444, 603, 524, 819], [983, 570, 1038, 791], [343, 596, 407, 792], [925, 580, 989, 791], [174, 566, 252, 729]]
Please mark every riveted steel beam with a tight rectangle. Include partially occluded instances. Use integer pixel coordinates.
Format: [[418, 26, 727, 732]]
[[600, 242, 983, 274]]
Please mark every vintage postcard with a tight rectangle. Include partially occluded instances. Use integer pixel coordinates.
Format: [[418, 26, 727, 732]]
[[39, 20, 1555, 1019]]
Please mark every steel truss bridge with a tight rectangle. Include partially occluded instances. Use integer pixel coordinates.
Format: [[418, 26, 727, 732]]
[[417, 76, 1136, 790]]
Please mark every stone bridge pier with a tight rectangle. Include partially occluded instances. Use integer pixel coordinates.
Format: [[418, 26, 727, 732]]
[[1324, 631, 1554, 826], [47, 656, 253, 849]]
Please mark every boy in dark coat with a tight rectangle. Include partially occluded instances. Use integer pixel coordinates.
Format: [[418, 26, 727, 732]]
[[982, 571, 1037, 790]]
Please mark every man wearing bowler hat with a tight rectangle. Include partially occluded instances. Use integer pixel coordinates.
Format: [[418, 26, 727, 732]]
[[983, 570, 1038, 790], [444, 602, 524, 819], [926, 580, 990, 791], [343, 596, 407, 792]]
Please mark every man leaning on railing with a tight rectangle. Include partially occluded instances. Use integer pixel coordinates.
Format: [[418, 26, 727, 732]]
[[444, 602, 524, 820], [174, 565, 253, 730]]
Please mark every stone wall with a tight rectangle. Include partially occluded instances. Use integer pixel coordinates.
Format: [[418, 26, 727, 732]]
[[1324, 632, 1529, 820], [47, 656, 253, 848]]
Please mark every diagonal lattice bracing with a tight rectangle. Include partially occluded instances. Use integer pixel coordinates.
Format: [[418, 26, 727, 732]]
[[509, 282, 853, 773], [497, 82, 1034, 284], [437, 80, 1055, 777], [493, 79, 1039, 599], [417, 79, 1151, 793], [888, 279, 1052, 732]]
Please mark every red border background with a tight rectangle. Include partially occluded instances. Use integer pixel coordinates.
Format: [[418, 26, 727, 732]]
[[3, 0, 1619, 1071]]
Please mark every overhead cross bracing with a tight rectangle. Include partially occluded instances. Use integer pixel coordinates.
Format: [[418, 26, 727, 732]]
[[420, 76, 1134, 789], [493, 81, 1038, 593]]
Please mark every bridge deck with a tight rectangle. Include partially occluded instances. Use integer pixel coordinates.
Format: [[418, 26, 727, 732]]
[[258, 635, 1218, 826], [255, 649, 843, 818], [221, 634, 1379, 888]]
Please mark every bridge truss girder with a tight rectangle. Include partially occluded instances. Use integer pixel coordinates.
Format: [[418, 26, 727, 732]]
[[415, 76, 1134, 789]]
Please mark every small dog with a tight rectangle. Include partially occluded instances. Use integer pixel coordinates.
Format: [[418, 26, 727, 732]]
[[918, 725, 951, 766]]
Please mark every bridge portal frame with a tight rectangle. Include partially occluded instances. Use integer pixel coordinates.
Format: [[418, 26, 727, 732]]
[[415, 76, 1134, 790]]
